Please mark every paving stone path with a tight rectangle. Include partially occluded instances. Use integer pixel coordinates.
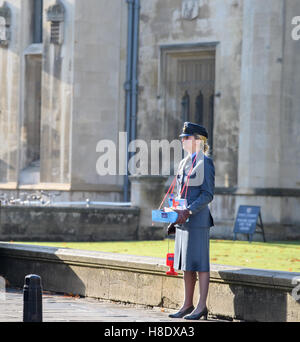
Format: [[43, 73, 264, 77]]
[[0, 289, 225, 323]]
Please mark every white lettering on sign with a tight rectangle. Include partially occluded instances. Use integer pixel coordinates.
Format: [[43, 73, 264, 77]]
[[291, 16, 300, 41]]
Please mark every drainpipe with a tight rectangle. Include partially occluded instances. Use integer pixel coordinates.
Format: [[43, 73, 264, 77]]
[[131, 0, 140, 146], [124, 0, 140, 202], [124, 0, 134, 202]]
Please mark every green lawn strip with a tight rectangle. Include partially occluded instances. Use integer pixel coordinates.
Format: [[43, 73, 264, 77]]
[[11, 240, 300, 272], [210, 240, 300, 272]]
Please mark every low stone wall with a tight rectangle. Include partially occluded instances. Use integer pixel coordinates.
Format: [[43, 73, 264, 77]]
[[0, 243, 299, 322], [0, 206, 167, 242], [1, 204, 299, 243], [0, 206, 161, 242]]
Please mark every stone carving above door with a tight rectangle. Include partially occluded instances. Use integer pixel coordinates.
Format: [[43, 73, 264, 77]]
[[181, 0, 199, 20]]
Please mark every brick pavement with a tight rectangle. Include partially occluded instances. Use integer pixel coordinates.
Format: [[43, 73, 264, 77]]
[[0, 289, 224, 323]]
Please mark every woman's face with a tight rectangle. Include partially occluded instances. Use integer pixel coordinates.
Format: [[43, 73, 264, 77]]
[[181, 136, 195, 154], [181, 135, 203, 154]]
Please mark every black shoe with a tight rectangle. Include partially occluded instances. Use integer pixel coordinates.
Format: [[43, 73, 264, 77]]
[[184, 307, 208, 320], [168, 306, 194, 319]]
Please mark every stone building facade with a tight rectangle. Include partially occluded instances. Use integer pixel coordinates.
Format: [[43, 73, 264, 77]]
[[0, 0, 299, 239]]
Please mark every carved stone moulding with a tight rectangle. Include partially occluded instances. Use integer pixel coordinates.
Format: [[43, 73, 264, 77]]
[[46, 1, 65, 45], [0, 2, 11, 47]]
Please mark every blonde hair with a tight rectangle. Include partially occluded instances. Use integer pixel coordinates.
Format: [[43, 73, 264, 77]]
[[194, 134, 210, 157]]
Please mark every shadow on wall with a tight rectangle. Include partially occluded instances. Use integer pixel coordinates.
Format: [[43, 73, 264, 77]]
[[212, 267, 300, 322], [0, 1, 71, 185], [0, 244, 86, 298], [1, 243, 300, 322], [0, 159, 17, 184], [229, 281, 287, 322]]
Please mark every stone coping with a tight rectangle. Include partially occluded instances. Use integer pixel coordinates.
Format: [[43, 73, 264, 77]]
[[0, 206, 140, 213], [0, 242, 299, 291]]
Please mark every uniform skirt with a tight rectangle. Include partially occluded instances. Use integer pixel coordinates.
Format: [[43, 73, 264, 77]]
[[173, 225, 210, 272]]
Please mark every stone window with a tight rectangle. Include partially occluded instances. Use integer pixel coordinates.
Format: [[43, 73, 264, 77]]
[[33, 0, 43, 43]]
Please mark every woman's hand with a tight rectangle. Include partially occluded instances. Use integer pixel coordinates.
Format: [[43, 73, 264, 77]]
[[167, 223, 176, 235], [174, 209, 191, 225]]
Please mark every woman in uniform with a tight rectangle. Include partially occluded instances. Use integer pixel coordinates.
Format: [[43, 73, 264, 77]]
[[168, 122, 215, 321]]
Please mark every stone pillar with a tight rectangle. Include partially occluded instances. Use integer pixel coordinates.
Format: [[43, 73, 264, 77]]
[[234, 0, 300, 237], [129, 175, 168, 240], [238, 0, 284, 190]]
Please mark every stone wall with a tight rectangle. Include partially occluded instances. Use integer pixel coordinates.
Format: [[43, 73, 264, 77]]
[[0, 243, 299, 322], [0, 0, 128, 201], [0, 0, 24, 184], [0, 206, 145, 242], [136, 0, 300, 235], [70, 0, 127, 196], [235, 0, 300, 234], [138, 0, 243, 185], [41, 0, 74, 184]]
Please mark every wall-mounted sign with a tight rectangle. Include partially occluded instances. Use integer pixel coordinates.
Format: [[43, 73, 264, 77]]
[[233, 205, 266, 242]]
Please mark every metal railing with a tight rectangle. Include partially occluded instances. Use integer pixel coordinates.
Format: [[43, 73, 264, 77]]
[[0, 191, 131, 208]]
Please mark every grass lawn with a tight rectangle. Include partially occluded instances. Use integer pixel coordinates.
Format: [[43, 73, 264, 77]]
[[12, 239, 300, 273]]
